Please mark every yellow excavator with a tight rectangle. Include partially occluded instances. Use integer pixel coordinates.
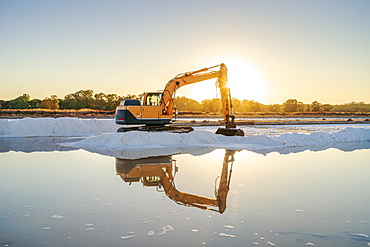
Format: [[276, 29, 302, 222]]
[[115, 150, 236, 213], [115, 64, 244, 136]]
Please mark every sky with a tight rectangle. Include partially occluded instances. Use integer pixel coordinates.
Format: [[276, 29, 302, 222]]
[[1, 0, 369, 105]]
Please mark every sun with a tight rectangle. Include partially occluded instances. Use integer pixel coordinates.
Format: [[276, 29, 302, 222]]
[[218, 57, 266, 102], [182, 57, 266, 103]]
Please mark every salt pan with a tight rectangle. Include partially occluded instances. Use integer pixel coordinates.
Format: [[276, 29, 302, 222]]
[[66, 127, 370, 159], [2, 118, 370, 159], [0, 118, 117, 138]]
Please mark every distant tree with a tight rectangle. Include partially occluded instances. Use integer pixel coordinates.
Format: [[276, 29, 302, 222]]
[[78, 90, 94, 108], [321, 104, 332, 112], [242, 100, 261, 112], [283, 99, 299, 112], [232, 98, 243, 112], [1, 100, 9, 109], [311, 101, 322, 112], [40, 95, 59, 109], [106, 94, 120, 110], [343, 102, 370, 112], [58, 98, 67, 109], [202, 98, 221, 112], [94, 92, 108, 110], [22, 93, 30, 101], [174, 96, 202, 112], [124, 94, 138, 100], [63, 90, 94, 109], [297, 101, 305, 112], [28, 99, 41, 108], [5, 94, 31, 109], [305, 104, 311, 112], [267, 104, 281, 113]]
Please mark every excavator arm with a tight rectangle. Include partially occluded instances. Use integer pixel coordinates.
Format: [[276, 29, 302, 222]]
[[215, 65, 236, 129], [160, 64, 225, 116], [160, 64, 242, 135], [160, 150, 235, 213]]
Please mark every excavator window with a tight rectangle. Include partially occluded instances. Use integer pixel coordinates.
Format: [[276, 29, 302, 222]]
[[145, 93, 162, 106]]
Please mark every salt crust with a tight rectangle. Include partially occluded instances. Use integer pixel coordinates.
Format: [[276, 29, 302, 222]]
[[1, 118, 370, 159], [70, 127, 370, 150]]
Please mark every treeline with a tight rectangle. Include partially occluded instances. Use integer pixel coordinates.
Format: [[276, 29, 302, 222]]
[[1, 90, 370, 113], [0, 90, 138, 111], [174, 97, 370, 113]]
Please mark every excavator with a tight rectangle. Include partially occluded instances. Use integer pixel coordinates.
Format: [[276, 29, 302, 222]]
[[115, 150, 236, 214], [115, 64, 244, 136]]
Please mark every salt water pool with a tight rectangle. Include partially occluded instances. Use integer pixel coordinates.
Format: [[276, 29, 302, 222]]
[[1, 139, 369, 247], [1, 118, 370, 246]]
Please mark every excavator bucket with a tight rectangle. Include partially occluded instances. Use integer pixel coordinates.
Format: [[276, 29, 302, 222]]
[[216, 128, 245, 136]]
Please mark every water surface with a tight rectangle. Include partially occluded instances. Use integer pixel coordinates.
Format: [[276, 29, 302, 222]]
[[1, 139, 370, 246]]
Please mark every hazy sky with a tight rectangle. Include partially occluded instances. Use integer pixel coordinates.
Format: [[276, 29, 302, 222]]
[[1, 0, 369, 104]]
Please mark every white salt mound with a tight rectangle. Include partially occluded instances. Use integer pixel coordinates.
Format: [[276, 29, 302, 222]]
[[1, 118, 370, 156], [0, 118, 117, 137], [70, 127, 370, 150]]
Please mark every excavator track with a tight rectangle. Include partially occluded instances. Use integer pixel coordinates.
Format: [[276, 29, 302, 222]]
[[117, 125, 194, 134]]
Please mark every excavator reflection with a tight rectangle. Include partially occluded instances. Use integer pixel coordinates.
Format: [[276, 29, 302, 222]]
[[115, 150, 236, 214]]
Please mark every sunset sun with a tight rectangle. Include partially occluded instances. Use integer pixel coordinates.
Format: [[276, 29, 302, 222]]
[[187, 57, 266, 103], [218, 58, 266, 102]]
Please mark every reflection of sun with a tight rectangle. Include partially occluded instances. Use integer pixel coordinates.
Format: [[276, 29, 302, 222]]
[[189, 57, 266, 103]]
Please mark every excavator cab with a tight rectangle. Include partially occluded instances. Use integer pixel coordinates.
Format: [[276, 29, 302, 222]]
[[143, 92, 163, 106], [115, 150, 236, 214], [116, 91, 172, 126]]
